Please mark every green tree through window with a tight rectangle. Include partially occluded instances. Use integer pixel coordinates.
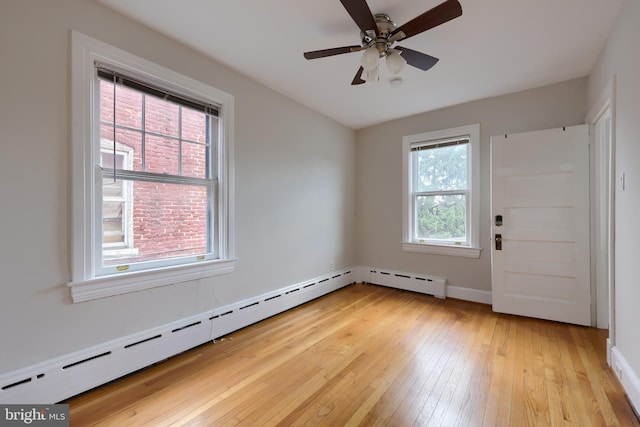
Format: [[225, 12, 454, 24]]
[[412, 140, 469, 243]]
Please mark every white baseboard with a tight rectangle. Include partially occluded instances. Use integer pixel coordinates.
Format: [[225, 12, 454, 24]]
[[445, 285, 492, 305], [0, 269, 355, 404], [354, 265, 491, 304], [354, 266, 446, 298], [611, 346, 640, 417]]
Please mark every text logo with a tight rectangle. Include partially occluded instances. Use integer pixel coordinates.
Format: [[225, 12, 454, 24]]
[[1, 405, 69, 426]]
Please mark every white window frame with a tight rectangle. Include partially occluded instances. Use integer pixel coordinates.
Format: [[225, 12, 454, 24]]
[[69, 31, 236, 302], [402, 124, 481, 258]]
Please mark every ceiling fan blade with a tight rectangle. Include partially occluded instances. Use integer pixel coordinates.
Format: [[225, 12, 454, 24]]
[[397, 46, 440, 71], [351, 67, 366, 85], [304, 45, 364, 60], [340, 0, 378, 35], [391, 0, 462, 42]]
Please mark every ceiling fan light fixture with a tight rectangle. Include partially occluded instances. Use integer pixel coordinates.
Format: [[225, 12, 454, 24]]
[[362, 65, 378, 82], [386, 50, 407, 75], [360, 46, 379, 70], [389, 76, 403, 87]]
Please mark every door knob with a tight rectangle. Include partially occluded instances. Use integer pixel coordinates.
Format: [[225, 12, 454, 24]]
[[495, 234, 502, 251]]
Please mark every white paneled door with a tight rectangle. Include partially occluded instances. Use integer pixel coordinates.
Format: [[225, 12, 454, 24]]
[[491, 125, 591, 326]]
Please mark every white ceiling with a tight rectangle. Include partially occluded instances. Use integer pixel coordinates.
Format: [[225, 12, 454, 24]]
[[98, 0, 623, 129]]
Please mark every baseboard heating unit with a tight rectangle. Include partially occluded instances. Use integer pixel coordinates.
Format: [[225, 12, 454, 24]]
[[363, 268, 446, 299]]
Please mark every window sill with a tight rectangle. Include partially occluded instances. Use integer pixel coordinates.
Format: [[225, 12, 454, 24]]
[[68, 258, 237, 303], [402, 242, 481, 259]]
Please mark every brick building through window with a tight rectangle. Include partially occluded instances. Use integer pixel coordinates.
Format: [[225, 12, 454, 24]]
[[98, 74, 214, 267]]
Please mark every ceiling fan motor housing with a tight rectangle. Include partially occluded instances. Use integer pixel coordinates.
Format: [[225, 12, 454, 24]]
[[361, 14, 397, 55]]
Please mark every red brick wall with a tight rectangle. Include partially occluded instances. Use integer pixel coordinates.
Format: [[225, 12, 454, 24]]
[[100, 81, 210, 264]]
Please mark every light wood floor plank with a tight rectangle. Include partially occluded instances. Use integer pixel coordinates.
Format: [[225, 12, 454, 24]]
[[354, 300, 450, 426], [384, 302, 459, 425], [479, 317, 511, 426], [438, 308, 496, 426], [66, 284, 640, 427]]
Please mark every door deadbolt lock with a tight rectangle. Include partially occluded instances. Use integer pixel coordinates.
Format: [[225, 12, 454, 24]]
[[495, 234, 502, 251]]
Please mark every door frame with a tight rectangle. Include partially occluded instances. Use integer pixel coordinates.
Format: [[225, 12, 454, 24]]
[[586, 76, 616, 364]]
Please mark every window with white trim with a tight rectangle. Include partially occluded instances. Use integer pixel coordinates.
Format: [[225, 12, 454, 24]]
[[402, 124, 481, 258], [70, 31, 235, 302]]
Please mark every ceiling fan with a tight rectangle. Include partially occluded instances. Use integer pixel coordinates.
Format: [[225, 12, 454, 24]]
[[303, 0, 463, 85]]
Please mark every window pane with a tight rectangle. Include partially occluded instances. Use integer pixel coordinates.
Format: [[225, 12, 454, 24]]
[[182, 141, 207, 178], [99, 126, 142, 172], [145, 134, 179, 175], [102, 181, 210, 266], [116, 85, 143, 129], [181, 108, 210, 179], [181, 108, 208, 143], [416, 194, 466, 241], [103, 200, 124, 245], [101, 151, 125, 172], [102, 178, 128, 249], [103, 177, 123, 198], [99, 80, 144, 128], [415, 143, 468, 192], [100, 80, 114, 125], [145, 95, 180, 137], [100, 78, 212, 178]]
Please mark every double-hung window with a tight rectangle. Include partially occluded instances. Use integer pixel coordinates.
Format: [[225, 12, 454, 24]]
[[96, 67, 219, 273], [70, 31, 235, 302], [402, 124, 481, 258]]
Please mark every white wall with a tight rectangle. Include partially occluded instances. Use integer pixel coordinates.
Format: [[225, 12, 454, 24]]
[[355, 78, 587, 292], [0, 0, 356, 373], [588, 0, 640, 400]]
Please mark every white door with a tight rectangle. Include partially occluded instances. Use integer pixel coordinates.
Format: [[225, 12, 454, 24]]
[[491, 125, 591, 326]]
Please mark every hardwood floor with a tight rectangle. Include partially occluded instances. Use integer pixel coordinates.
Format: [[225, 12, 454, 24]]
[[66, 283, 639, 426]]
